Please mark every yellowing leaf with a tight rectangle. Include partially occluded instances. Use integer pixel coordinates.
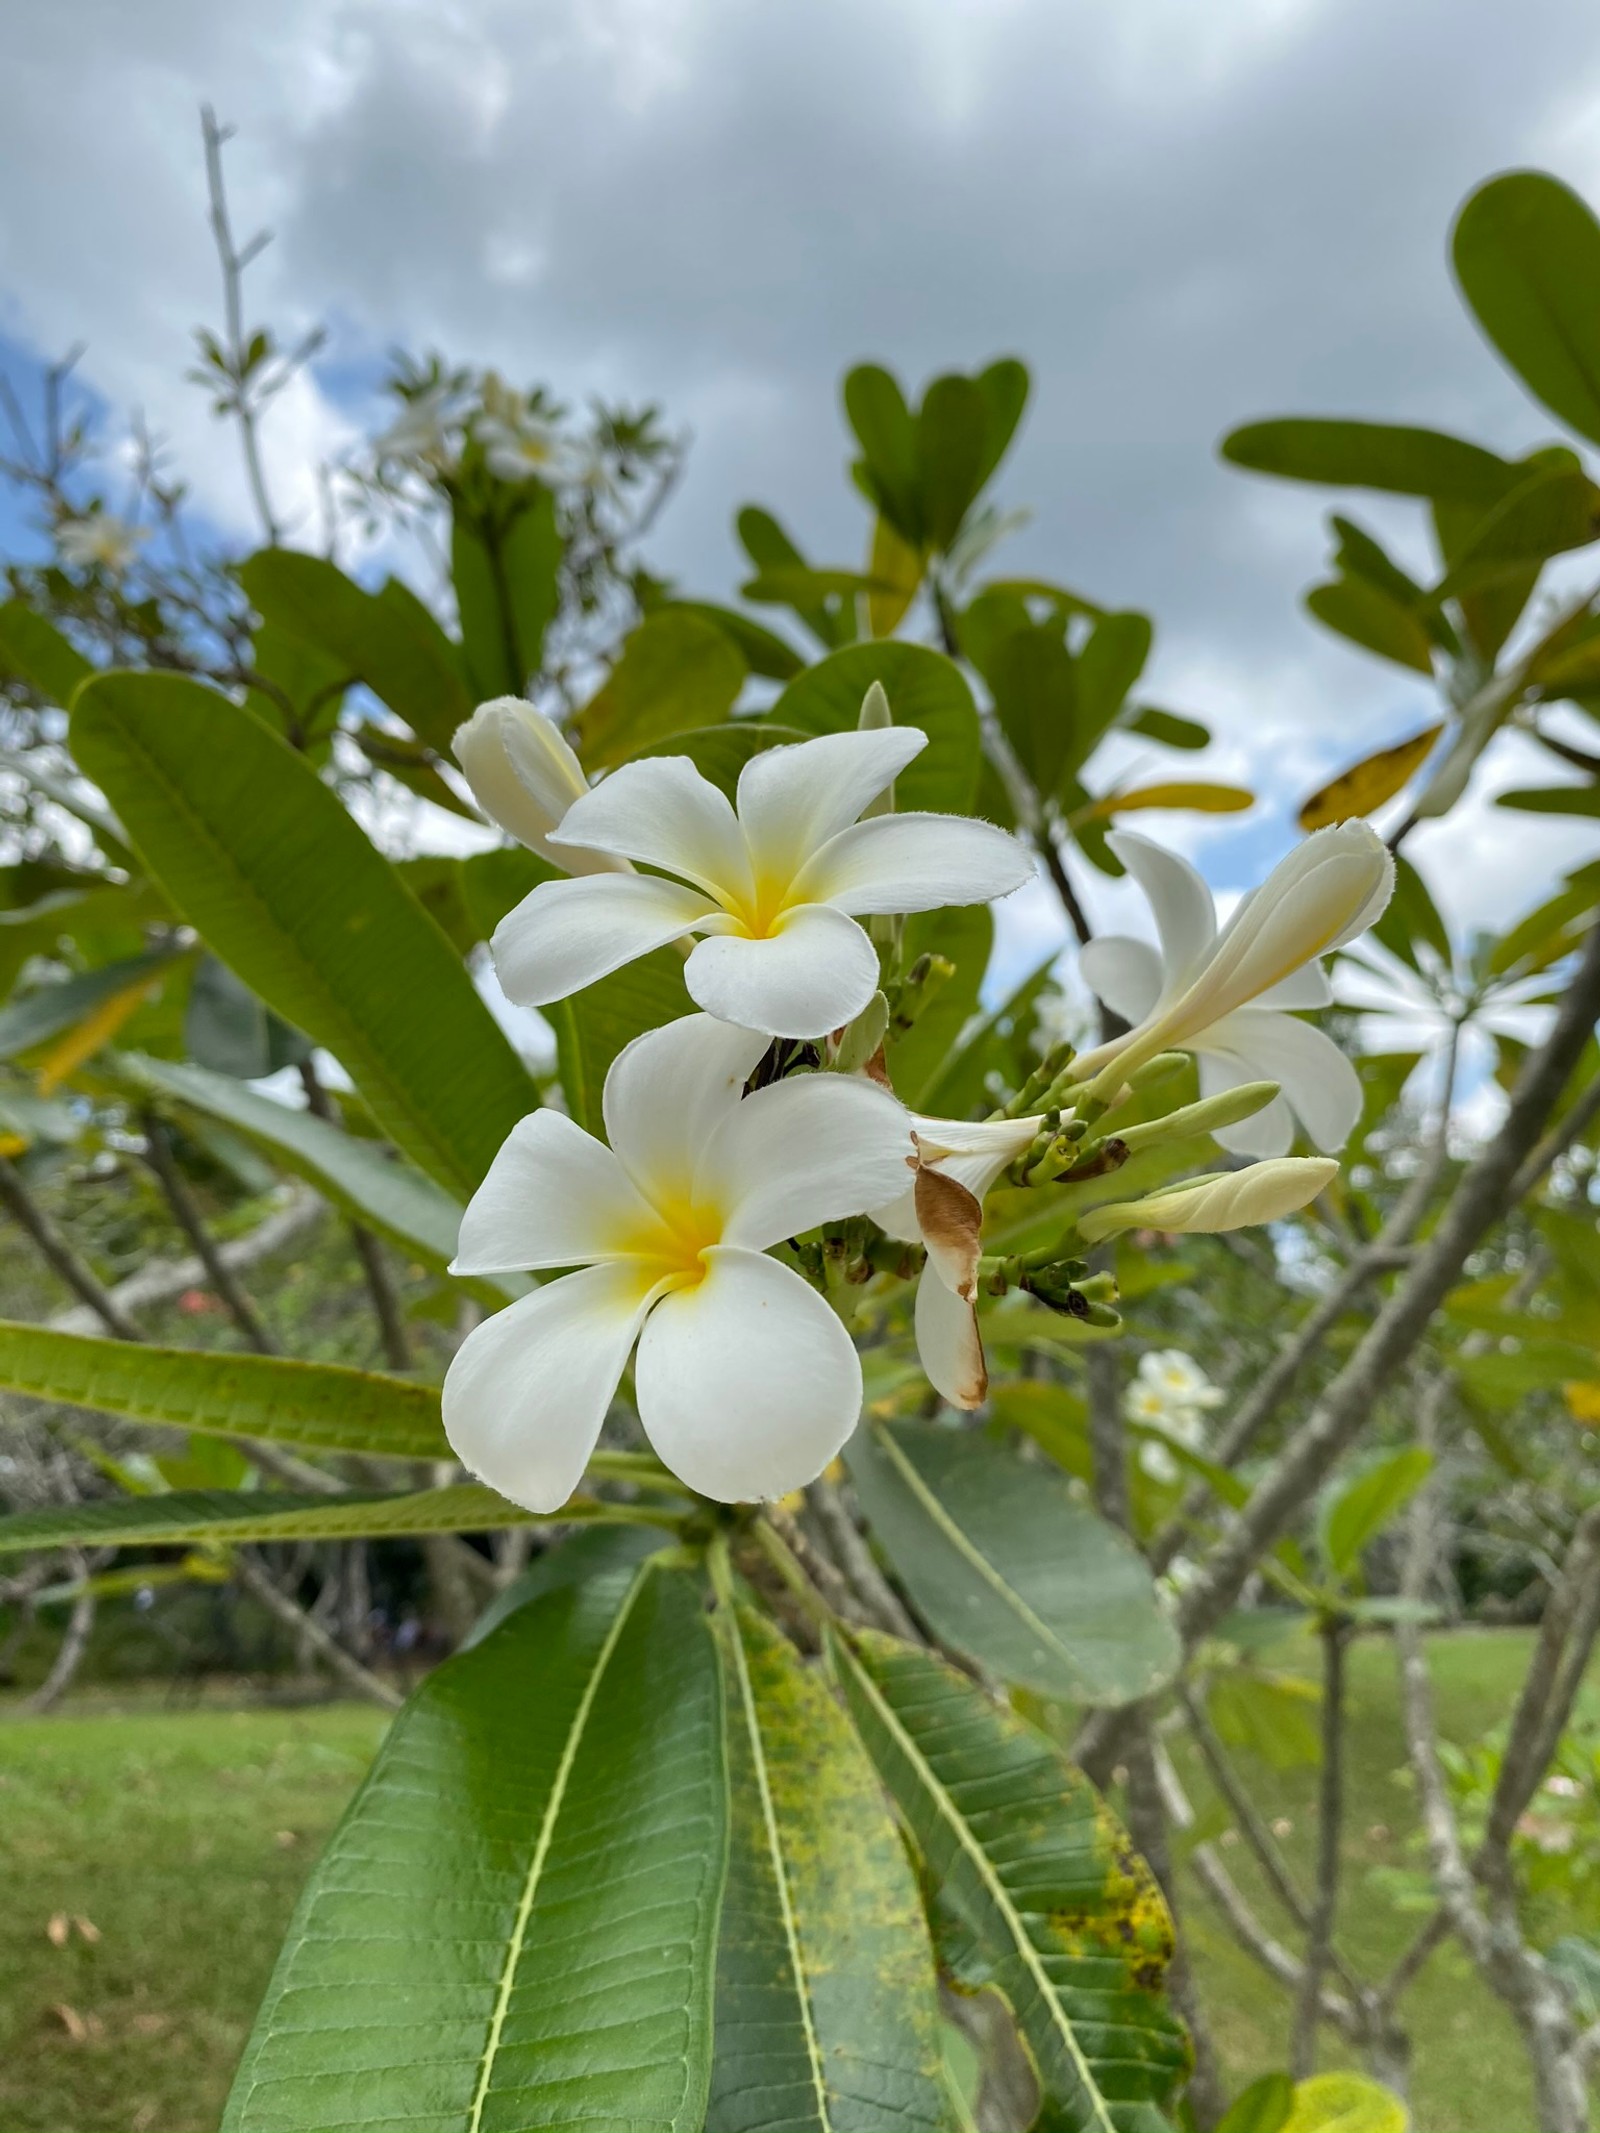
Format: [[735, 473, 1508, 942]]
[[1083, 782, 1254, 822], [1284, 2071, 1408, 2133], [1298, 725, 1443, 831], [866, 514, 925, 638], [0, 1132, 27, 1158], [34, 972, 163, 1095], [1563, 1381, 1600, 1423]]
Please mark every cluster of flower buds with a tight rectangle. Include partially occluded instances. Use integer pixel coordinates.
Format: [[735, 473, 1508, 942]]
[[439, 684, 1393, 1513]]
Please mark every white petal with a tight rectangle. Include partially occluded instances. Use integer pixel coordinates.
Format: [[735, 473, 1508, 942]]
[[1197, 1052, 1294, 1158], [1254, 961, 1334, 1010], [550, 755, 755, 905], [1078, 935, 1166, 1025], [1198, 1008, 1364, 1154], [792, 812, 1034, 916], [1106, 832, 1217, 990], [685, 903, 880, 1038], [737, 727, 927, 882], [868, 1179, 921, 1242], [452, 1110, 657, 1274], [710, 1075, 913, 1249], [912, 1115, 1040, 1210], [603, 1013, 771, 1206], [634, 1246, 862, 1500], [492, 871, 716, 1005], [1194, 825, 1394, 1021], [914, 1267, 987, 1409], [441, 1262, 657, 1512]]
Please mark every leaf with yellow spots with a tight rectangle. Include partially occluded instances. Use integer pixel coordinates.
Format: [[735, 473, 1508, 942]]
[[706, 1597, 945, 2132], [831, 1627, 1190, 2132], [1297, 726, 1442, 831]]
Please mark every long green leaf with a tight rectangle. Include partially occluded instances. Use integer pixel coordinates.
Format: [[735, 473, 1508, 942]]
[[224, 1559, 727, 2133], [774, 643, 981, 813], [0, 946, 191, 1061], [70, 672, 536, 1198], [0, 599, 94, 704], [238, 550, 473, 752], [707, 1598, 946, 2133], [846, 1422, 1178, 1707], [572, 610, 747, 769], [0, 1481, 641, 1555], [1453, 171, 1600, 450], [1219, 419, 1513, 504], [831, 1629, 1189, 2133], [111, 1051, 480, 1278], [0, 1321, 447, 1460]]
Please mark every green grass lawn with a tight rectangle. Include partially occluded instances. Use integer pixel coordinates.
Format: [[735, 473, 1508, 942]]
[[0, 1633, 1592, 2133]]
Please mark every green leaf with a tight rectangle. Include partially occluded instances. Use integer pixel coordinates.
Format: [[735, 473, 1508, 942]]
[[0, 599, 94, 704], [845, 1421, 1178, 1706], [1496, 783, 1600, 818], [0, 1321, 448, 1460], [773, 643, 982, 813], [1217, 2073, 1294, 2133], [1282, 2072, 1407, 2133], [183, 954, 311, 1079], [831, 1628, 1190, 2132], [70, 672, 536, 1198], [1431, 461, 1600, 601], [1453, 170, 1600, 449], [1220, 419, 1513, 504], [1127, 706, 1209, 752], [0, 1481, 645, 1555], [1371, 854, 1452, 973], [737, 508, 848, 649], [224, 1560, 726, 2133], [1305, 579, 1435, 674], [843, 365, 922, 541], [637, 720, 811, 799], [554, 947, 693, 1132], [988, 619, 1078, 795], [1324, 1447, 1434, 1575], [0, 946, 190, 1062], [465, 1524, 671, 1649], [916, 374, 992, 551], [238, 550, 472, 753], [572, 610, 747, 769], [971, 358, 1031, 494], [1070, 612, 1153, 771], [656, 601, 806, 680], [111, 1052, 482, 1281], [884, 904, 991, 1109], [451, 485, 563, 700], [707, 1600, 946, 2133]]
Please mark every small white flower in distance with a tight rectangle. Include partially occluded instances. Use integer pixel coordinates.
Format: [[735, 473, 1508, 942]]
[[56, 514, 146, 575], [1077, 1156, 1339, 1244], [1071, 825, 1394, 1155], [1135, 1347, 1223, 1416], [375, 384, 459, 469], [491, 723, 1035, 1039], [443, 1014, 912, 1509], [477, 414, 581, 486], [870, 1111, 1043, 1411], [452, 698, 626, 877]]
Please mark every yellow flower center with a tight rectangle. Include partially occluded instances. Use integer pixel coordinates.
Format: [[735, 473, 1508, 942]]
[[721, 863, 796, 941], [615, 1191, 725, 1293]]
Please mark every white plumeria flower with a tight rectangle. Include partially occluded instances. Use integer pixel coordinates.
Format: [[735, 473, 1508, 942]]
[[56, 514, 145, 574], [1076, 1156, 1338, 1244], [443, 1014, 912, 1510], [1134, 1347, 1223, 1416], [1132, 1398, 1207, 1484], [870, 1111, 1043, 1410], [452, 698, 626, 877], [477, 414, 582, 487], [1071, 825, 1394, 1156], [492, 725, 1034, 1039], [375, 384, 459, 468]]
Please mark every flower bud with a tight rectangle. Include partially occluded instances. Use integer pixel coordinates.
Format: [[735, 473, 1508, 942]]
[[1076, 1156, 1338, 1243], [1115, 1080, 1280, 1154], [452, 698, 624, 875]]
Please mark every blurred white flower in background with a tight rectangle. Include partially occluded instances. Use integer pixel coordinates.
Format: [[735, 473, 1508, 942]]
[[374, 383, 461, 470], [1126, 1346, 1223, 1482], [55, 512, 146, 574]]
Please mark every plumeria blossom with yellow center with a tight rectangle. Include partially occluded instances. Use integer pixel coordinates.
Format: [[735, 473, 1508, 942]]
[[1071, 824, 1394, 1156], [452, 697, 626, 876], [870, 1111, 1045, 1410], [490, 726, 1035, 1039], [55, 513, 146, 575], [374, 383, 460, 470], [1125, 1348, 1223, 1483], [442, 1013, 912, 1511]]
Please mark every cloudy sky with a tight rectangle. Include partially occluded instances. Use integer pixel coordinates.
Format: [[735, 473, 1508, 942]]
[[1, 0, 1597, 1000]]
